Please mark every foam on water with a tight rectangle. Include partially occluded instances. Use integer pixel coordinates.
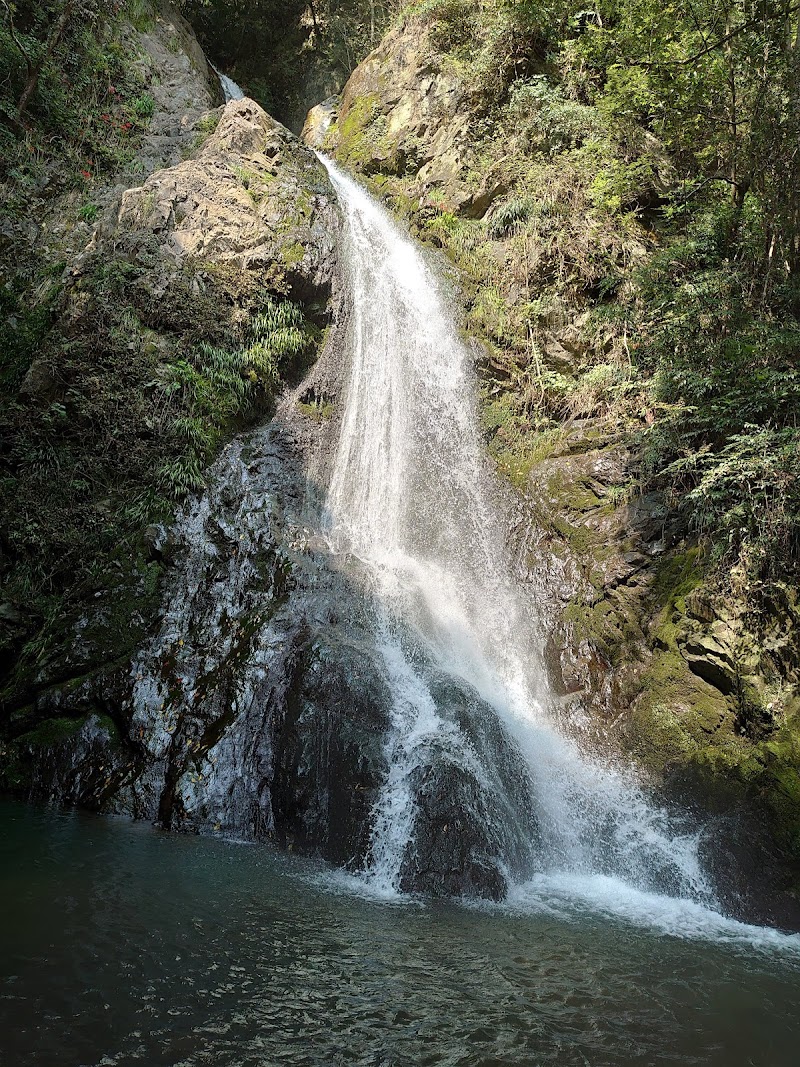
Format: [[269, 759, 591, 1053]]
[[307, 865, 422, 906], [504, 874, 800, 953], [315, 863, 800, 954]]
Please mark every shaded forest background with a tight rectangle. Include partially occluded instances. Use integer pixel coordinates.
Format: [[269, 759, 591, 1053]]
[[180, 0, 402, 126]]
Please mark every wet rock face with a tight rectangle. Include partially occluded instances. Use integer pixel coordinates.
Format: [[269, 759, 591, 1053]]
[[19, 402, 536, 898], [143, 432, 389, 861], [23, 419, 391, 868], [397, 710, 537, 900], [270, 631, 392, 865], [400, 760, 508, 900]]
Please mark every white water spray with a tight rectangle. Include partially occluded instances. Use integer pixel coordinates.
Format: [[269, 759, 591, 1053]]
[[319, 158, 726, 925]]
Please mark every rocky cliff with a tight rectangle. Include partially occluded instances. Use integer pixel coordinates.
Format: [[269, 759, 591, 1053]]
[[1, 0, 798, 920], [0, 6, 345, 830], [0, 4, 457, 887]]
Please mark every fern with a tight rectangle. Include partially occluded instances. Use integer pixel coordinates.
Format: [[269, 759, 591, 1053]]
[[158, 296, 318, 498], [487, 197, 532, 239]]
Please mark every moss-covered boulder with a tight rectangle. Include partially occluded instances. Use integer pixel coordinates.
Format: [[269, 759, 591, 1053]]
[[322, 21, 490, 215]]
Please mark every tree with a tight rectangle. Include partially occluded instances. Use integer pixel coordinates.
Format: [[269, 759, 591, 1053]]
[[575, 0, 800, 283], [0, 1, 106, 123]]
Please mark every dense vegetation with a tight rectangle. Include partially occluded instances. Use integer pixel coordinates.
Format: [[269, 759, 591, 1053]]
[[375, 0, 800, 588], [569, 0, 800, 583], [1, 0, 157, 391], [1, 1, 157, 684], [0, 1, 157, 189]]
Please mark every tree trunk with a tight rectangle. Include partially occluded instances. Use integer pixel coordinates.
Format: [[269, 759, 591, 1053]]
[[2, 0, 34, 81], [17, 0, 76, 121]]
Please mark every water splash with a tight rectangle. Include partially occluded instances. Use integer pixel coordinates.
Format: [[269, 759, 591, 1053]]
[[319, 157, 724, 921]]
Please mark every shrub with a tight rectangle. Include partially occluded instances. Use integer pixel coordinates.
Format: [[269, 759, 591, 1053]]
[[158, 296, 318, 496]]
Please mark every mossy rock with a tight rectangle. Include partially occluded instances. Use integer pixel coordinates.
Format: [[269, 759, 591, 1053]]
[[331, 92, 383, 168]]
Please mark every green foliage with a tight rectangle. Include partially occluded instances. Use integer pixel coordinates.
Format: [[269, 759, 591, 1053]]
[[78, 201, 99, 221], [681, 427, 799, 563], [570, 0, 800, 279], [17, 715, 87, 747], [0, 1, 157, 206], [400, 0, 475, 48], [375, 0, 800, 583], [487, 196, 532, 238], [129, 91, 154, 119], [188, 109, 222, 153], [127, 0, 155, 31], [297, 397, 334, 422], [0, 270, 60, 391], [157, 296, 317, 496], [618, 194, 800, 579], [506, 76, 601, 155]]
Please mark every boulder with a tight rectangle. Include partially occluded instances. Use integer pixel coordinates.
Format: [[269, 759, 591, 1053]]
[[301, 97, 339, 151], [113, 99, 340, 306], [315, 24, 479, 211], [680, 633, 738, 696]]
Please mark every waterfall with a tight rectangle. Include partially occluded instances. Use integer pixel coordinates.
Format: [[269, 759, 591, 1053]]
[[319, 157, 720, 915], [211, 64, 244, 102], [121, 148, 766, 936]]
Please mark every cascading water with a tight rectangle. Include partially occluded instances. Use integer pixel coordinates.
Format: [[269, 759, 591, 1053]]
[[118, 150, 796, 942], [319, 157, 721, 920], [211, 64, 245, 102]]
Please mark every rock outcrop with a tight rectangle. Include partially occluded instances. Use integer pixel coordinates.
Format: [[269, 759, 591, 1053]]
[[109, 98, 338, 309], [1, 5, 345, 849], [323, 22, 504, 218]]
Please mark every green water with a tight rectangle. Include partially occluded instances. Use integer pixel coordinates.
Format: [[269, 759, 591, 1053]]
[[1, 800, 799, 1067]]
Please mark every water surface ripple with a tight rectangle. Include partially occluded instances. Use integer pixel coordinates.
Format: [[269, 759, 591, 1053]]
[[2, 803, 798, 1067]]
